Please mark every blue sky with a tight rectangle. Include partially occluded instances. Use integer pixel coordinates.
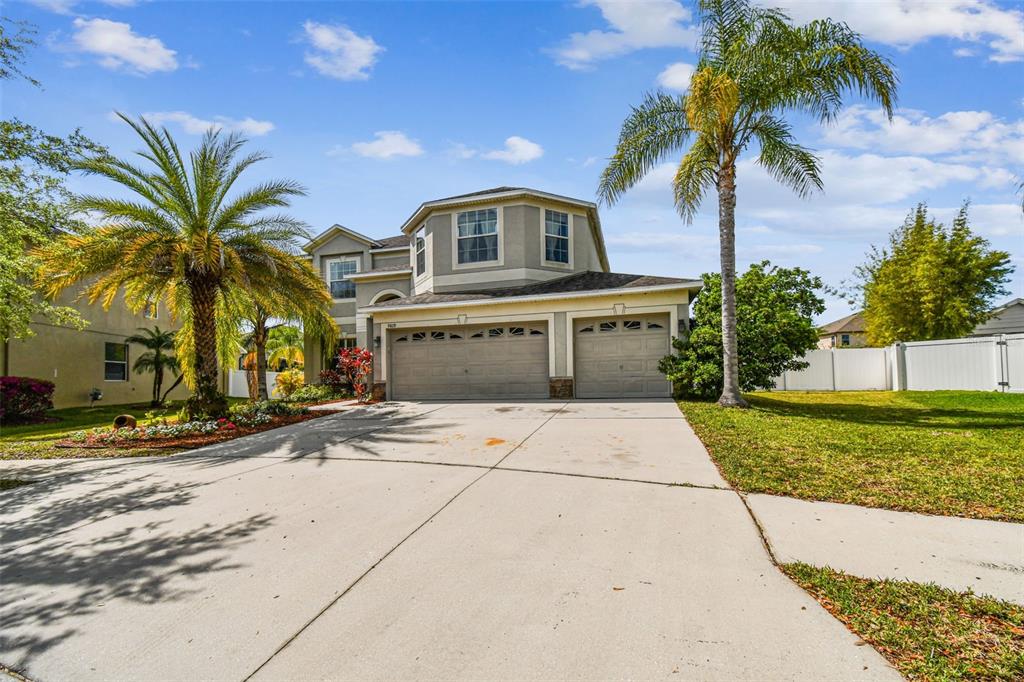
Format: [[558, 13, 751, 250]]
[[6, 0, 1024, 322]]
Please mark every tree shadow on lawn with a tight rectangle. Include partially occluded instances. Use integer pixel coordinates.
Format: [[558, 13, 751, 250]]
[[747, 394, 1024, 432]]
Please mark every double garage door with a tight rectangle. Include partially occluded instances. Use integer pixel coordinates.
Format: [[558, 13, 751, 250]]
[[390, 323, 550, 400], [388, 313, 672, 400]]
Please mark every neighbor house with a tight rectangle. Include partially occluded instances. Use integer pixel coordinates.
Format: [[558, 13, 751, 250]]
[[972, 298, 1024, 336], [1, 290, 191, 409], [817, 312, 868, 349], [302, 187, 702, 400]]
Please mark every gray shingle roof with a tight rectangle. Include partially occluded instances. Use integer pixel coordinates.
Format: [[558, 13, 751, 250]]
[[373, 234, 410, 249], [370, 271, 697, 308]]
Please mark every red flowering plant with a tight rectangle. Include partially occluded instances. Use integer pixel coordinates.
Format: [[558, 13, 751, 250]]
[[337, 347, 374, 402]]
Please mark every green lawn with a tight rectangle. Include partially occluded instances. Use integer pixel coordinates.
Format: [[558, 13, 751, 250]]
[[784, 563, 1024, 681], [0, 399, 240, 460], [680, 391, 1024, 521]]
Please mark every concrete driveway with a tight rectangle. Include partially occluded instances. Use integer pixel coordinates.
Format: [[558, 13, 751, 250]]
[[1, 400, 897, 681]]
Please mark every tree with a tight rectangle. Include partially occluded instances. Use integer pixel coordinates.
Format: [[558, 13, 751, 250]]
[[1, 19, 95, 350], [598, 0, 897, 407], [267, 325, 304, 369], [852, 203, 1012, 345], [660, 261, 824, 398], [125, 326, 181, 407], [34, 115, 322, 418]]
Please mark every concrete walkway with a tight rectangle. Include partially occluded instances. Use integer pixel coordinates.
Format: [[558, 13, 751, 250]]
[[748, 494, 1024, 604], [1, 400, 897, 680]]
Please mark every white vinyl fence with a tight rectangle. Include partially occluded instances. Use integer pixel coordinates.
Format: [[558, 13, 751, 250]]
[[773, 334, 1024, 393], [227, 369, 282, 398]]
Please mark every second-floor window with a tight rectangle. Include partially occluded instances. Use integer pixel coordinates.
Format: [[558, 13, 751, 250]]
[[143, 301, 158, 319], [415, 232, 426, 276], [544, 210, 570, 264], [456, 208, 498, 264], [328, 257, 358, 299]]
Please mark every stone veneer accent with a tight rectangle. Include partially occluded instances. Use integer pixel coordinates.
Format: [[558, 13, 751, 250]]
[[549, 377, 574, 399], [371, 382, 387, 401]]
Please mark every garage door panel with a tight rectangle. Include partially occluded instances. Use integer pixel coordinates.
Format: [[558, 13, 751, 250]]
[[574, 314, 672, 399], [391, 323, 548, 400]]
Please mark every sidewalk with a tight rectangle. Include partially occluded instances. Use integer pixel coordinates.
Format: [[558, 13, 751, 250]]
[[747, 493, 1024, 604]]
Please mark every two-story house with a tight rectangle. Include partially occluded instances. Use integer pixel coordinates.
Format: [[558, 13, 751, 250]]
[[302, 187, 702, 400]]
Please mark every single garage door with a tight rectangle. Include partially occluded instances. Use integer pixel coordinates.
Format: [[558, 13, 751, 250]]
[[574, 314, 672, 398], [390, 322, 549, 400]]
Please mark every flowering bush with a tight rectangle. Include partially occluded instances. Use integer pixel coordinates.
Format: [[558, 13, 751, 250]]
[[67, 419, 229, 444], [1, 376, 56, 422], [231, 400, 306, 421], [337, 347, 374, 402]]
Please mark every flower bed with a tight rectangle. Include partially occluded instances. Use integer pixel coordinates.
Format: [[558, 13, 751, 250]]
[[57, 411, 333, 450]]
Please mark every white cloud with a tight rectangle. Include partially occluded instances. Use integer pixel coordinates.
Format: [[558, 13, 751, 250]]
[[71, 18, 177, 74], [480, 136, 545, 164], [656, 62, 695, 92], [757, 0, 1024, 63], [137, 111, 275, 136], [821, 105, 1024, 165], [350, 131, 424, 159], [552, 0, 697, 70], [301, 21, 383, 80], [29, 0, 134, 12]]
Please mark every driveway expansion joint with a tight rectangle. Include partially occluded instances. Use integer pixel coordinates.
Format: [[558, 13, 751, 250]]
[[242, 402, 570, 681]]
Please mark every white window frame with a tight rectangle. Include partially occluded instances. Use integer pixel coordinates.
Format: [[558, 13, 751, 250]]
[[541, 208, 573, 269], [104, 342, 129, 382], [326, 256, 360, 300], [451, 207, 503, 270], [415, 227, 427, 277]]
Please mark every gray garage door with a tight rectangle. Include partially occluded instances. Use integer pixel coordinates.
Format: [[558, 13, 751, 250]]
[[390, 322, 549, 400], [574, 314, 672, 398]]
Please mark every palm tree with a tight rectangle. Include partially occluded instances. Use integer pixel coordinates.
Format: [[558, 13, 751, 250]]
[[599, 0, 897, 407], [125, 326, 181, 406], [267, 325, 304, 369], [35, 114, 331, 417]]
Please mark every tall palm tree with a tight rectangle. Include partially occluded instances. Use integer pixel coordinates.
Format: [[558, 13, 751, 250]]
[[125, 326, 180, 406], [34, 114, 331, 417], [599, 0, 897, 407]]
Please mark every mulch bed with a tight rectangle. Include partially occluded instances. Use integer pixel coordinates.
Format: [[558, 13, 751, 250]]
[[54, 411, 340, 450]]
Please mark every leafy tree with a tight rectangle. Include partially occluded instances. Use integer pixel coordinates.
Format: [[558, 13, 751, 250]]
[[852, 203, 1012, 345], [0, 19, 95, 347], [660, 261, 824, 399], [34, 115, 330, 418], [125, 326, 181, 407], [598, 0, 897, 407]]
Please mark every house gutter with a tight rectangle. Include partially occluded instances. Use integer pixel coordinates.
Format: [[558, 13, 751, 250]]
[[360, 280, 704, 314]]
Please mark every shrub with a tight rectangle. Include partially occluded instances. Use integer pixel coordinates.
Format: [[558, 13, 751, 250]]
[[319, 368, 350, 395], [274, 368, 304, 398], [337, 347, 374, 402], [284, 383, 348, 404], [229, 400, 307, 422], [660, 262, 824, 398], [0, 376, 56, 422]]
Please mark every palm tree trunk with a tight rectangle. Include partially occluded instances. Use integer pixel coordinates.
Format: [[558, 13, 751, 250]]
[[254, 310, 270, 402], [717, 162, 749, 408], [188, 277, 227, 417]]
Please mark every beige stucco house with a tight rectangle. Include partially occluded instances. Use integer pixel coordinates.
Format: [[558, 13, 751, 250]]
[[817, 312, 869, 349], [1, 290, 191, 409], [303, 187, 702, 400]]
